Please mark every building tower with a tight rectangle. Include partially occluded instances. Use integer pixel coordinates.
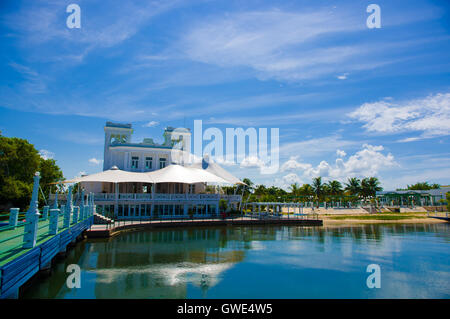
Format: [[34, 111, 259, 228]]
[[103, 122, 133, 171]]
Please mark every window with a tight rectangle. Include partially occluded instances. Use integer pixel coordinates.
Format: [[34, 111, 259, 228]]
[[145, 157, 153, 169], [159, 158, 166, 169], [189, 184, 195, 193], [131, 156, 139, 169]]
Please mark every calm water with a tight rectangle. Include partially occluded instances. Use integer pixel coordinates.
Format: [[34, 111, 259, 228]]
[[22, 223, 450, 299]]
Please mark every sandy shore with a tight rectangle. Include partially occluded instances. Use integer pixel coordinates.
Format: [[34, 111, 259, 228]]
[[322, 217, 447, 225]]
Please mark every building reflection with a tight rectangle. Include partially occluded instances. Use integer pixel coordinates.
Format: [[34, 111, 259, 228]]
[[85, 228, 250, 298]]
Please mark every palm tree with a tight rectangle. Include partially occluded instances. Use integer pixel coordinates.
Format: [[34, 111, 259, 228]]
[[312, 177, 324, 202], [289, 183, 300, 196], [299, 184, 314, 197], [361, 177, 382, 198], [327, 180, 343, 196], [240, 178, 254, 196], [345, 177, 362, 196], [254, 184, 267, 197]]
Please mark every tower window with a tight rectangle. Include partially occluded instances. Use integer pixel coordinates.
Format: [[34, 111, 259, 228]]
[[145, 157, 153, 169], [131, 156, 139, 169], [159, 158, 166, 169]]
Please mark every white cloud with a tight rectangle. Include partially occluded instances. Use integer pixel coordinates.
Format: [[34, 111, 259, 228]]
[[88, 158, 102, 165], [5, 1, 183, 54], [274, 173, 304, 190], [348, 93, 450, 139], [9, 62, 47, 94], [281, 156, 312, 172], [39, 149, 54, 160], [337, 73, 349, 80], [181, 9, 365, 81], [279, 135, 359, 158], [143, 121, 159, 127], [76, 171, 87, 178], [239, 156, 267, 169], [279, 144, 397, 183], [336, 149, 346, 157]]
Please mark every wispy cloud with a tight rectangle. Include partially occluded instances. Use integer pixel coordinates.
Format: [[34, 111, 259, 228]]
[[279, 135, 361, 159], [348, 93, 450, 140], [88, 157, 102, 165], [3, 0, 184, 62], [39, 149, 55, 160], [143, 121, 159, 128], [9, 62, 47, 93]]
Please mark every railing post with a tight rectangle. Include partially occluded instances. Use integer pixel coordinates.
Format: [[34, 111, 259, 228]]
[[23, 172, 41, 249], [43, 206, 49, 220], [49, 209, 59, 235], [80, 189, 85, 219], [64, 185, 73, 228], [53, 191, 59, 209], [72, 206, 79, 224], [9, 208, 19, 228]]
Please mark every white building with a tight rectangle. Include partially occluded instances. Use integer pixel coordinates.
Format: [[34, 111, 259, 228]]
[[52, 122, 242, 220]]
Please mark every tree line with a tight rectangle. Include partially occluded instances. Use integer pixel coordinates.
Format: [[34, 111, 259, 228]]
[[0, 135, 63, 211], [222, 177, 444, 204], [220, 176, 384, 203]]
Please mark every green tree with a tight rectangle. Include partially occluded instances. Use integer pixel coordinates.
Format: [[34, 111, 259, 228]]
[[298, 184, 314, 197], [406, 182, 440, 190], [361, 177, 382, 198], [254, 184, 267, 197], [289, 183, 300, 196], [238, 178, 254, 196], [345, 177, 362, 196], [312, 177, 324, 201], [0, 136, 64, 210], [327, 180, 343, 196], [446, 192, 450, 212]]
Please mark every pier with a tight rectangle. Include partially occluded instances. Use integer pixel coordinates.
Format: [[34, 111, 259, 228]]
[[86, 215, 323, 238], [427, 211, 450, 222], [0, 173, 94, 299]]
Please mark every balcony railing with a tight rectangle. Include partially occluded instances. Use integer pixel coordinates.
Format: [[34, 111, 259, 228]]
[[49, 193, 242, 202]]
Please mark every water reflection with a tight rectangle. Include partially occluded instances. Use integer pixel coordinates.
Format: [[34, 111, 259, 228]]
[[22, 223, 450, 299]]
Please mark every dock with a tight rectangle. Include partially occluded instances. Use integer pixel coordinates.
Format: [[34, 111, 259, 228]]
[[86, 216, 323, 238], [427, 212, 449, 222], [0, 174, 95, 299]]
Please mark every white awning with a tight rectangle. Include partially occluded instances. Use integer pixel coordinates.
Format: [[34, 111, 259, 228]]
[[67, 166, 154, 184], [146, 164, 229, 184], [66, 164, 230, 184], [189, 155, 245, 185]]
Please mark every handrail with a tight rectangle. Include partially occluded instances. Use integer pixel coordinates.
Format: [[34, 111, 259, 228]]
[[0, 241, 27, 256], [0, 221, 30, 232], [0, 231, 29, 245]]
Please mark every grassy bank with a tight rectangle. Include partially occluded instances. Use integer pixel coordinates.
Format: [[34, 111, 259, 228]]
[[327, 214, 427, 221], [322, 212, 446, 223]]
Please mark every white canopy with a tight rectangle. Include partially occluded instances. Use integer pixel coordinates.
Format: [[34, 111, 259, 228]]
[[67, 166, 153, 184], [66, 164, 230, 184], [190, 156, 245, 185], [146, 164, 229, 184]]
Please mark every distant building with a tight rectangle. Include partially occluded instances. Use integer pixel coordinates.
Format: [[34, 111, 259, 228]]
[[376, 187, 449, 206]]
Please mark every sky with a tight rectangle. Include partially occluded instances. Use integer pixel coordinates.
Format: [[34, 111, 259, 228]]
[[0, 0, 449, 191]]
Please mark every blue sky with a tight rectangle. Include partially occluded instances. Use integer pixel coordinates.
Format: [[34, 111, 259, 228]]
[[0, 0, 449, 190]]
